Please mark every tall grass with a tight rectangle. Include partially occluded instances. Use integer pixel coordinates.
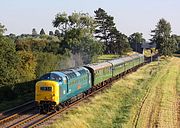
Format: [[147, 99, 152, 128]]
[[49, 59, 167, 128], [135, 57, 180, 128]]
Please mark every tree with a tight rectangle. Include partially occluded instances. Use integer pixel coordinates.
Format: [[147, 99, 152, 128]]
[[49, 31, 54, 36], [169, 35, 178, 53], [0, 23, 7, 35], [0, 36, 19, 86], [0, 24, 20, 89], [17, 51, 37, 82], [32, 28, 37, 36], [15, 36, 61, 54], [53, 12, 96, 55], [129, 32, 145, 52], [94, 8, 116, 53], [53, 12, 69, 34], [53, 12, 94, 35], [8, 33, 16, 40], [15, 37, 47, 52], [34, 52, 61, 77], [79, 36, 104, 64], [118, 33, 131, 54], [54, 30, 60, 36], [172, 34, 180, 52], [151, 18, 177, 56], [40, 28, 45, 35], [110, 30, 131, 55]]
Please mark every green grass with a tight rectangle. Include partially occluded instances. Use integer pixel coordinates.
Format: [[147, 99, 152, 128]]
[[49, 58, 168, 128], [177, 64, 180, 93], [97, 54, 120, 62], [135, 57, 180, 128]]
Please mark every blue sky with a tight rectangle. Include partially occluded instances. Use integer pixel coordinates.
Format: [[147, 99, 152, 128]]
[[0, 0, 179, 40]]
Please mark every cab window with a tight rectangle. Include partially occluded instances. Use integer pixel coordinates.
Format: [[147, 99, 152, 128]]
[[40, 86, 52, 91], [40, 73, 62, 82]]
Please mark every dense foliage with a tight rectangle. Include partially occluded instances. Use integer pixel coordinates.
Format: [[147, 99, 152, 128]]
[[151, 18, 177, 56], [0, 23, 7, 35], [129, 32, 145, 52], [52, 12, 103, 63], [94, 8, 131, 54], [0, 36, 19, 86]]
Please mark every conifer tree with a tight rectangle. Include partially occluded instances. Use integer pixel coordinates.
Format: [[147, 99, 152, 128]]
[[151, 18, 177, 56], [40, 28, 45, 35]]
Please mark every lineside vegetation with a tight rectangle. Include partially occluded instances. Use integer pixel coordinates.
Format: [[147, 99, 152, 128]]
[[48, 57, 179, 128]]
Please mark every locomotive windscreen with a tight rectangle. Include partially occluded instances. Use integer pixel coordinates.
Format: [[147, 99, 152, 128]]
[[40, 73, 63, 82]]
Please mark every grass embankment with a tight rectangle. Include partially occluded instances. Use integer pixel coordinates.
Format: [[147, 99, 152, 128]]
[[177, 59, 180, 126], [136, 57, 180, 128], [49, 58, 175, 128]]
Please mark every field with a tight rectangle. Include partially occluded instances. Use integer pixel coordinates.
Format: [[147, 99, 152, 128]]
[[49, 57, 180, 128]]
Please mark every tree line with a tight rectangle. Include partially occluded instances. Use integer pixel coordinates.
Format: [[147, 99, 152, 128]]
[[0, 8, 180, 102]]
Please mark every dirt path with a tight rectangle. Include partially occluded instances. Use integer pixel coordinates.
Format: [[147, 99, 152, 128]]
[[135, 57, 180, 128]]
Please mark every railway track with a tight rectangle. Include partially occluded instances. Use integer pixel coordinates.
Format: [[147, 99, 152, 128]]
[[0, 101, 35, 127], [7, 113, 43, 128], [0, 101, 34, 118]]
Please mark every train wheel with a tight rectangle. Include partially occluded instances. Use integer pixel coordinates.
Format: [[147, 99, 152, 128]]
[[40, 108, 48, 114], [56, 106, 60, 111]]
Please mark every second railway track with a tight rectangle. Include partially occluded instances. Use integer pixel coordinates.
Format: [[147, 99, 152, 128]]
[[0, 101, 34, 128]]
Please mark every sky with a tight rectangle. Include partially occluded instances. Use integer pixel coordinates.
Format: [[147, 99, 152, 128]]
[[0, 0, 179, 40]]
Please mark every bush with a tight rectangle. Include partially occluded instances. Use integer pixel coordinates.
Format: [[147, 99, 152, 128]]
[[0, 86, 17, 102], [34, 52, 62, 77], [13, 80, 36, 95]]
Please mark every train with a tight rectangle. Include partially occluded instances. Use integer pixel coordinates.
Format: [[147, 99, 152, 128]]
[[35, 54, 144, 113]]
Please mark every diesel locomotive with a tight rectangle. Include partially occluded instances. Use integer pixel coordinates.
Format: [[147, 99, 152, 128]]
[[35, 54, 144, 113]]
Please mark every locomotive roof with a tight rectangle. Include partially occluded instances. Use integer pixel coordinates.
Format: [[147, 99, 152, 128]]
[[121, 56, 133, 62], [108, 54, 143, 65], [61, 67, 88, 79], [85, 62, 112, 71], [52, 67, 88, 79], [138, 54, 144, 57], [108, 58, 124, 65], [130, 54, 143, 60], [131, 54, 140, 58]]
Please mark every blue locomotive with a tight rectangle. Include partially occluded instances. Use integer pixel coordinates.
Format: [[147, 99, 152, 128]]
[[35, 54, 144, 113]]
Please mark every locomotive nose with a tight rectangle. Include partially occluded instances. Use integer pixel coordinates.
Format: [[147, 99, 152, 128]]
[[35, 80, 59, 105]]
